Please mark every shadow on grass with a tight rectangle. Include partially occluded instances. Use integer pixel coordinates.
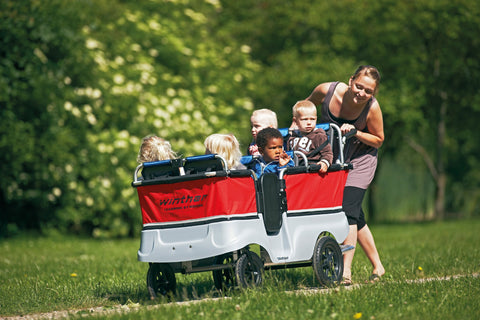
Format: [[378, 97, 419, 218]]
[[265, 267, 320, 289], [93, 265, 330, 306], [94, 276, 227, 305]]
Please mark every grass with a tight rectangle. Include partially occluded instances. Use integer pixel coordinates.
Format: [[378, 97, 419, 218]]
[[1, 219, 479, 319]]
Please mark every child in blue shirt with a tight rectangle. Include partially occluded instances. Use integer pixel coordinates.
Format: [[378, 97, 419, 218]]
[[252, 127, 294, 177]]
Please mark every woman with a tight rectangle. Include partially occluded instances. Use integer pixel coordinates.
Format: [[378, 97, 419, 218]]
[[307, 65, 385, 285]]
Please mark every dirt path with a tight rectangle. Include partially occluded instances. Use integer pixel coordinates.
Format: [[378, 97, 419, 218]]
[[2, 273, 478, 320], [290, 272, 480, 296]]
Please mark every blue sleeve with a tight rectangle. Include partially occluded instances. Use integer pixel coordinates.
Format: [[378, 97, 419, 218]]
[[253, 161, 263, 177], [263, 160, 294, 175], [278, 159, 295, 171], [263, 164, 279, 175], [286, 159, 295, 167]]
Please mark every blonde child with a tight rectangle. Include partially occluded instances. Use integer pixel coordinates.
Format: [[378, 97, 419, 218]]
[[248, 108, 278, 156], [137, 135, 178, 163], [204, 133, 246, 170], [287, 100, 333, 172]]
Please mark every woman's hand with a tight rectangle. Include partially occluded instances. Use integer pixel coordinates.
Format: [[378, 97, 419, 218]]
[[340, 123, 357, 136]]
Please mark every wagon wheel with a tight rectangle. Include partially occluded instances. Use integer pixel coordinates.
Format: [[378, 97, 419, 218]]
[[235, 251, 264, 288], [213, 253, 236, 291], [312, 236, 343, 287], [146, 263, 176, 299]]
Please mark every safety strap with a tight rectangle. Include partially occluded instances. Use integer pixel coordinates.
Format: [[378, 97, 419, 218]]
[[306, 140, 329, 159]]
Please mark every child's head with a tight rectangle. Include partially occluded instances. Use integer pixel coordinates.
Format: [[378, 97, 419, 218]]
[[256, 127, 284, 163], [250, 109, 278, 141], [292, 100, 317, 135], [204, 133, 242, 169], [137, 135, 177, 163]]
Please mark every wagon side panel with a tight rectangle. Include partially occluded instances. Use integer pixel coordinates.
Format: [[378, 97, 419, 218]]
[[137, 176, 257, 225], [281, 170, 349, 261], [136, 176, 263, 262]]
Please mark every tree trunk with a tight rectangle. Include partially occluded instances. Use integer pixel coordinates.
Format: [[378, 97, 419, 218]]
[[435, 91, 447, 219], [435, 173, 446, 220]]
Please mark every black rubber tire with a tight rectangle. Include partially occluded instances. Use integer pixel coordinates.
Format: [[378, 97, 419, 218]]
[[212, 253, 236, 291], [312, 236, 343, 287], [146, 263, 176, 299], [235, 251, 264, 288]]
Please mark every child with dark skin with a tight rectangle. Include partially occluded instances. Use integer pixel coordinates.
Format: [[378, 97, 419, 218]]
[[252, 127, 294, 177]]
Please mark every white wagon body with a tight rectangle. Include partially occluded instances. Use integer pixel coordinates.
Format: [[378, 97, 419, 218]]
[[132, 123, 353, 298]]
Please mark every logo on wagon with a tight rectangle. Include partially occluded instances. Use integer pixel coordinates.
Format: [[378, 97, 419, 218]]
[[157, 194, 208, 211]]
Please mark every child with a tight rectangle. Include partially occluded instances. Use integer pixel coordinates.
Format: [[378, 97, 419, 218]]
[[204, 133, 246, 170], [137, 135, 178, 163], [247, 108, 278, 156], [287, 100, 333, 173], [252, 127, 294, 177]]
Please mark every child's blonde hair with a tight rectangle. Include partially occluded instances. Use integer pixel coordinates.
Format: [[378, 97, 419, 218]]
[[137, 135, 177, 163], [204, 133, 242, 169], [292, 100, 317, 118], [251, 109, 278, 129]]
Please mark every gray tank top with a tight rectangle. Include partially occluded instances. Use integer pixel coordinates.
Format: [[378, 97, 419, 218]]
[[319, 82, 378, 189], [319, 81, 378, 162]]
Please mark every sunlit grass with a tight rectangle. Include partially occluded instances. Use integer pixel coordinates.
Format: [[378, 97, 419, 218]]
[[1, 219, 479, 319]]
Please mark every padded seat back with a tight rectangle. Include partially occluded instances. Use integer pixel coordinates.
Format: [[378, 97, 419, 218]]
[[141, 158, 183, 180], [258, 173, 285, 234], [183, 154, 225, 174]]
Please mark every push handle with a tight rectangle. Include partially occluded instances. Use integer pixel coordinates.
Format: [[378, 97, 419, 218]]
[[343, 128, 357, 139], [342, 128, 357, 145]]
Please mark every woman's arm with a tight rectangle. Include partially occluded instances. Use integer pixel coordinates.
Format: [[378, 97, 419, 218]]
[[306, 82, 332, 106], [363, 101, 384, 148], [341, 100, 384, 149]]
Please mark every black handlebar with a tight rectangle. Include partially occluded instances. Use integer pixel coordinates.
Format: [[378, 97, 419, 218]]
[[344, 129, 357, 139]]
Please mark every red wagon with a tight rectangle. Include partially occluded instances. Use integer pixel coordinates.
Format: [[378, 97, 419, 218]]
[[133, 123, 353, 298]]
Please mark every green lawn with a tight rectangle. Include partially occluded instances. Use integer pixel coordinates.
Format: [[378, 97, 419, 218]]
[[1, 219, 479, 319]]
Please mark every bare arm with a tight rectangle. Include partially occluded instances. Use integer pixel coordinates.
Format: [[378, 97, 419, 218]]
[[306, 82, 332, 106], [362, 100, 384, 148], [341, 101, 384, 149]]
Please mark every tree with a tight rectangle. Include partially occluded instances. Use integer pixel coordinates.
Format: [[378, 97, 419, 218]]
[[217, 0, 480, 219], [367, 0, 480, 218], [0, 0, 261, 237], [0, 0, 98, 235]]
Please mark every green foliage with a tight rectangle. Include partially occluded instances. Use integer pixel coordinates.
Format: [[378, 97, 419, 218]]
[[218, 0, 480, 217], [0, 0, 259, 237], [1, 0, 479, 237], [0, 0, 99, 234]]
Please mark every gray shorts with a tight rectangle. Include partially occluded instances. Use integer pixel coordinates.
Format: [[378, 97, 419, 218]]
[[345, 153, 377, 189]]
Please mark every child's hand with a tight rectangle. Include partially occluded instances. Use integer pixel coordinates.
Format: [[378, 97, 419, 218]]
[[317, 161, 328, 173], [279, 151, 291, 166], [248, 144, 259, 156]]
